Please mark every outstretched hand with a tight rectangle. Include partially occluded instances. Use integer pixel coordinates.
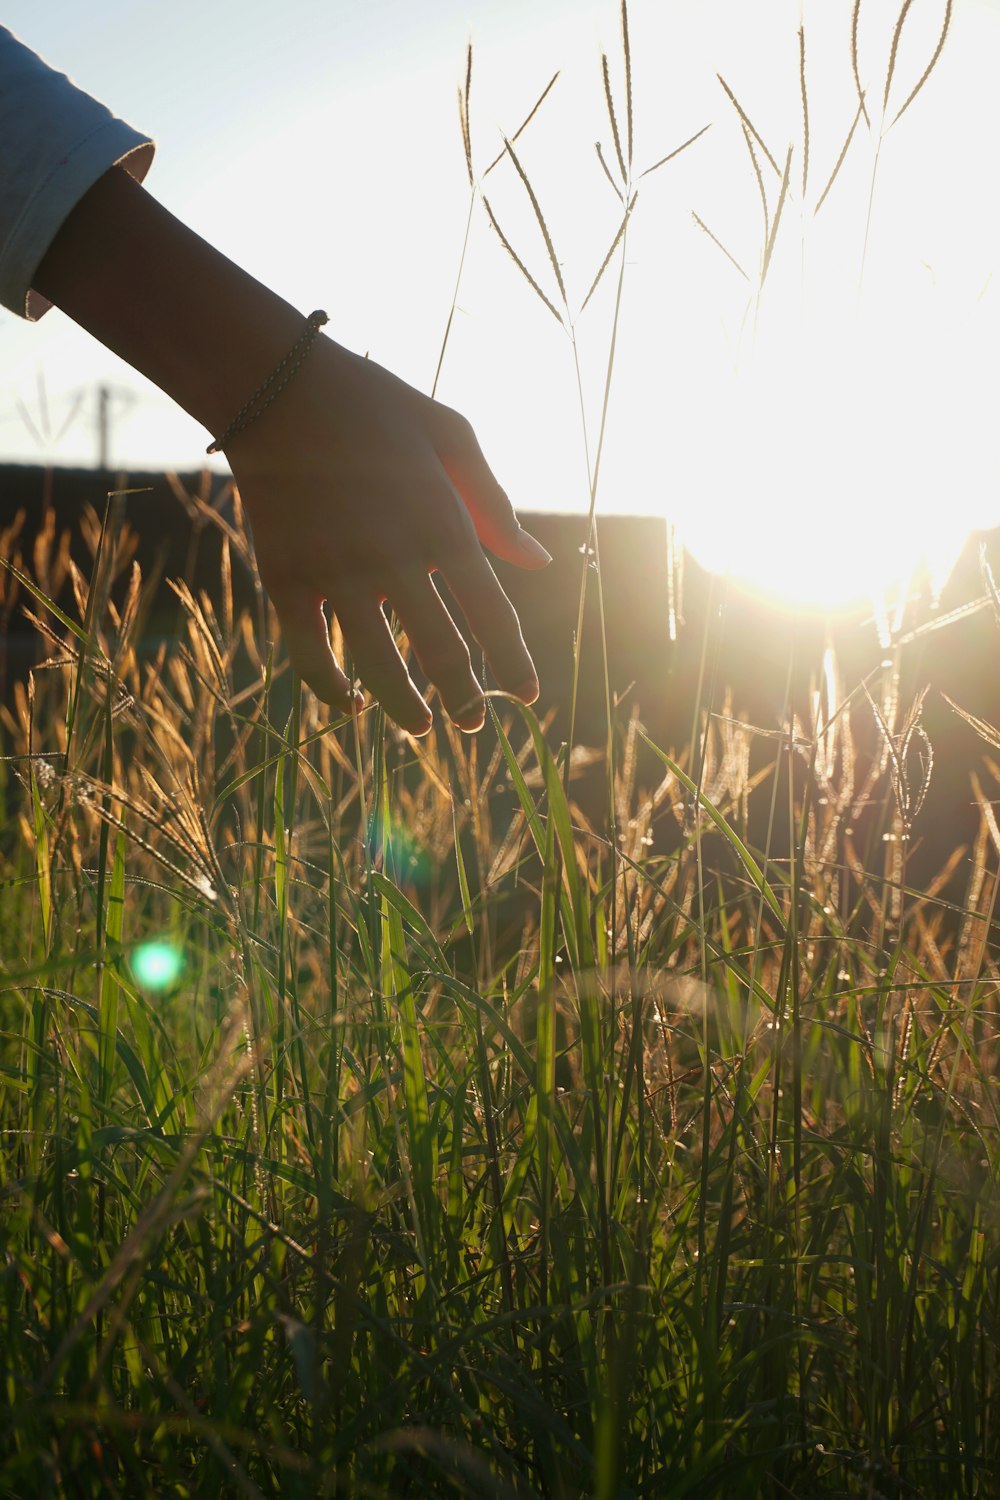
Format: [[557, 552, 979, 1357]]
[[226, 339, 551, 735], [31, 166, 549, 733]]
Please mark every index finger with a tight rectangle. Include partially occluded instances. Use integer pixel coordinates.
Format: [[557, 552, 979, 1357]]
[[441, 548, 539, 704]]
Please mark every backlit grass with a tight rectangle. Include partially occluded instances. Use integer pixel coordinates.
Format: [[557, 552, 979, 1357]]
[[1, 488, 999, 1498], [2, 4, 997, 1494]]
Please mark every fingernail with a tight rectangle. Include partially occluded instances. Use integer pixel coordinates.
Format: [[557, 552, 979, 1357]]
[[516, 528, 552, 565], [455, 694, 487, 731]]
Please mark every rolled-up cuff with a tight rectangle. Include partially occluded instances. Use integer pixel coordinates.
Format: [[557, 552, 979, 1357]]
[[2, 123, 154, 321]]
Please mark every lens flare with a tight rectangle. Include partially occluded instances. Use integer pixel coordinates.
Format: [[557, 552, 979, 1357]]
[[131, 941, 184, 992]]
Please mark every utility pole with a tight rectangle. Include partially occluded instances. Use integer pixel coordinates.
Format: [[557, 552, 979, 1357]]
[[97, 383, 110, 470]]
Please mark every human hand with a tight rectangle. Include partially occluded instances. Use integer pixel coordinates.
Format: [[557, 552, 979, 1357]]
[[226, 337, 551, 735], [30, 167, 548, 733]]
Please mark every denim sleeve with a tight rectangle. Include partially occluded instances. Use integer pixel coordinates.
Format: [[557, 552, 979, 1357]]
[[0, 26, 154, 320]]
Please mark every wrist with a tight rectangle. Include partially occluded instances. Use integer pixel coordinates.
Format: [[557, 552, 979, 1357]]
[[33, 166, 307, 438]]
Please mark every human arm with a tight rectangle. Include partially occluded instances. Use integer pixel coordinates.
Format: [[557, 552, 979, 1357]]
[[30, 165, 551, 734], [1, 13, 550, 734]]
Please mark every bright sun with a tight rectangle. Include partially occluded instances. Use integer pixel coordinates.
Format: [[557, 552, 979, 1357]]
[[671, 285, 998, 610], [477, 0, 1000, 613], [642, 0, 1000, 611]]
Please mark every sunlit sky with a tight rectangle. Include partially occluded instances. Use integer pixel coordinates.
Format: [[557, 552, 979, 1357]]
[[2, 0, 999, 606]]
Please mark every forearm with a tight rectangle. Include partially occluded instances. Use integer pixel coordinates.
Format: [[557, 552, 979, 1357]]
[[31, 159, 547, 735], [32, 165, 306, 439]]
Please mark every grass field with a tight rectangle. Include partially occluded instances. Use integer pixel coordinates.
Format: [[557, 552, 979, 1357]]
[[1, 484, 999, 1498], [3, 3, 999, 1493]]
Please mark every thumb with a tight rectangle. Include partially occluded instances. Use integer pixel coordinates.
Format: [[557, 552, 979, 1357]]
[[435, 412, 552, 569]]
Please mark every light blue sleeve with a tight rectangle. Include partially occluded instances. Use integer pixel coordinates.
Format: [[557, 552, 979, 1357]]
[[0, 26, 154, 320]]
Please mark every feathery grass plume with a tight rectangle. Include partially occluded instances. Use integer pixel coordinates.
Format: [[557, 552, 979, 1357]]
[[890, 0, 952, 125], [980, 541, 1000, 627], [0, 506, 25, 617], [579, 191, 638, 314], [621, 0, 633, 174], [666, 521, 683, 641], [0, 554, 91, 647], [455, 43, 474, 187], [799, 25, 809, 197], [717, 73, 780, 175], [942, 696, 1000, 755], [866, 683, 932, 837], [851, 0, 871, 126], [759, 144, 793, 291], [972, 770, 1000, 864], [814, 93, 867, 214], [899, 690, 933, 828], [884, 0, 916, 114], [438, 58, 559, 396], [691, 211, 750, 280], [601, 52, 628, 183], [457, 86, 473, 189], [595, 139, 625, 202], [480, 195, 565, 324], [638, 121, 711, 179], [483, 70, 560, 177], [500, 133, 568, 309], [167, 471, 252, 571], [742, 121, 770, 245]]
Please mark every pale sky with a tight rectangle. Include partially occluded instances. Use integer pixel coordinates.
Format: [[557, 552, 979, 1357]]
[[2, 0, 998, 605]]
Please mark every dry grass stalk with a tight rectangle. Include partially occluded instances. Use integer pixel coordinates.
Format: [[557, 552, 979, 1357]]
[[498, 134, 567, 307], [851, 0, 871, 126], [814, 95, 867, 215], [799, 26, 810, 198], [579, 191, 638, 314], [972, 772, 1000, 865], [666, 523, 682, 643], [638, 122, 711, 180], [759, 144, 793, 291], [742, 122, 770, 246], [890, 0, 952, 126], [462, 43, 474, 185], [980, 542, 1000, 628], [884, 0, 916, 115], [621, 0, 633, 174], [943, 696, 1000, 756], [484, 71, 560, 178], [717, 74, 780, 176], [691, 212, 750, 281], [595, 141, 625, 203], [601, 53, 627, 183], [866, 683, 932, 839]]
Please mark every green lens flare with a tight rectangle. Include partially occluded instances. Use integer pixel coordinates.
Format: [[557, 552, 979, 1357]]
[[131, 941, 184, 991]]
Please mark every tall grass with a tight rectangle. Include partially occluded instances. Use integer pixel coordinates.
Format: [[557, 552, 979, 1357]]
[[3, 468, 999, 1498], [2, 3, 998, 1495]]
